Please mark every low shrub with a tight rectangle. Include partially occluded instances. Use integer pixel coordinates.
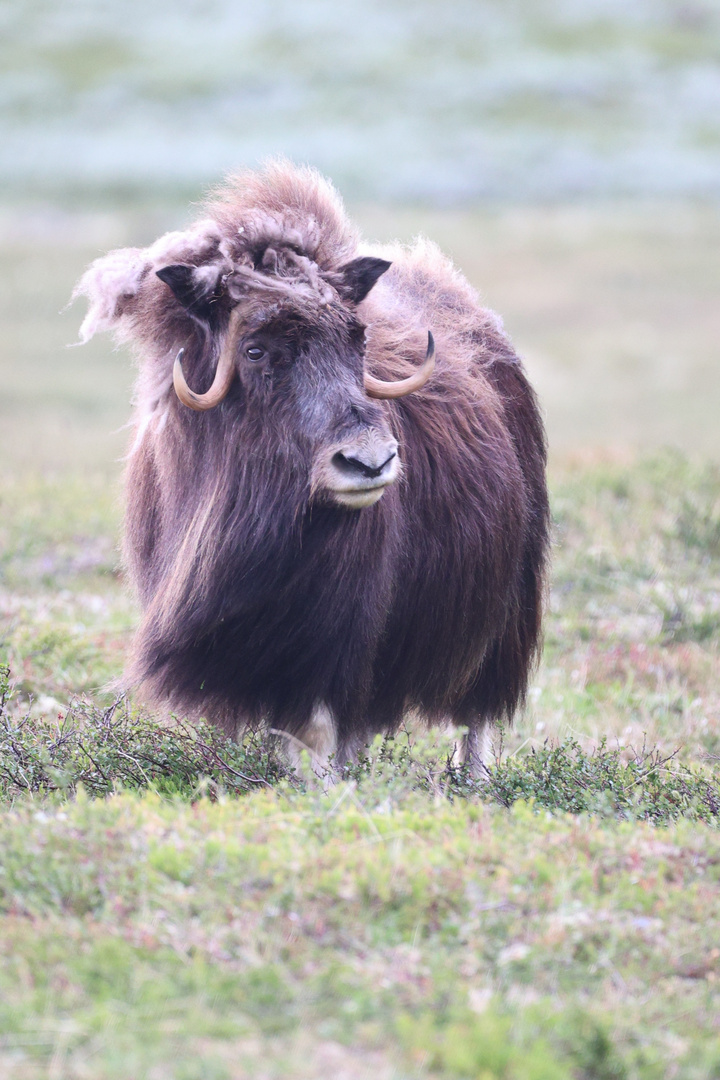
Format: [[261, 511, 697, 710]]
[[2, 665, 718, 824], [0, 665, 289, 799]]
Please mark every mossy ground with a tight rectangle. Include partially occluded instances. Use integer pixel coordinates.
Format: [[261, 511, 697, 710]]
[[1, 783, 719, 1078]]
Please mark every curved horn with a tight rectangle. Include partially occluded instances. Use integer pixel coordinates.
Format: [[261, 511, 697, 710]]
[[364, 331, 435, 400], [173, 309, 241, 411]]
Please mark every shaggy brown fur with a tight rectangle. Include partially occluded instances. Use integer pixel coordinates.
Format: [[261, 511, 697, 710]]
[[75, 161, 549, 766]]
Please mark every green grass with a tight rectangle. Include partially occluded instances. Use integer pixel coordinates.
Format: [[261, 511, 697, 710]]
[[539, 454, 720, 763], [1, 786, 719, 1078]]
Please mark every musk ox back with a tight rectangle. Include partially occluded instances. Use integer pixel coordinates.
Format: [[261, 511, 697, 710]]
[[75, 161, 549, 773]]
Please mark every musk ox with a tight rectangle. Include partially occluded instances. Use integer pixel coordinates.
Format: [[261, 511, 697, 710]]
[[74, 161, 549, 774]]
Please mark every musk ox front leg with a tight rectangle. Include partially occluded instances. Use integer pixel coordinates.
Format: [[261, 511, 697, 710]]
[[279, 703, 338, 779]]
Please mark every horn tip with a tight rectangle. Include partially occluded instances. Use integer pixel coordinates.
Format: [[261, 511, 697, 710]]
[[173, 348, 201, 409]]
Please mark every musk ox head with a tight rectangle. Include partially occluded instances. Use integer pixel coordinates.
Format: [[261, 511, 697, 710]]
[[75, 219, 434, 512]]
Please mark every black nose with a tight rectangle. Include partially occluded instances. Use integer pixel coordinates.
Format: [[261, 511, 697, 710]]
[[332, 451, 397, 481]]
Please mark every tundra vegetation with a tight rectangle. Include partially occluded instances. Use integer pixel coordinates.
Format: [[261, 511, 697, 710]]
[[0, 206, 719, 1078]]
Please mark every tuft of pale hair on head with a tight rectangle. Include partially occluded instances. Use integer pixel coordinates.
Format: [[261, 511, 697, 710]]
[[204, 158, 359, 270], [72, 247, 148, 343], [72, 218, 231, 344], [146, 218, 224, 266]]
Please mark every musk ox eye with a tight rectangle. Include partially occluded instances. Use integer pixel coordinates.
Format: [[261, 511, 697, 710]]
[[246, 346, 265, 362]]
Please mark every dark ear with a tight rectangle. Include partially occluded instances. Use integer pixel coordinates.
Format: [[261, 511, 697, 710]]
[[334, 256, 392, 304], [156, 264, 218, 321], [156, 265, 198, 307]]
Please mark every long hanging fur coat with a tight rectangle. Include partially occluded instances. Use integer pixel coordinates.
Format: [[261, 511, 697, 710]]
[[75, 161, 550, 762]]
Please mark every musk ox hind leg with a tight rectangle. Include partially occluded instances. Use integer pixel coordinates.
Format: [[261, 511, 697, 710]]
[[460, 721, 493, 781]]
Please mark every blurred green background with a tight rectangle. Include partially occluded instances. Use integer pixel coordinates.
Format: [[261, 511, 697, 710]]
[[3, 0, 720, 204], [1, 0, 719, 470]]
